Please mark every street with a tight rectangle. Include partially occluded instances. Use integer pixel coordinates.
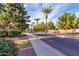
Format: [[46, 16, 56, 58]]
[[41, 37, 79, 56]]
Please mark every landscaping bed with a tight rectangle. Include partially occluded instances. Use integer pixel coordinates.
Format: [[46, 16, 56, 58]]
[[14, 39, 32, 49], [0, 36, 32, 49], [0, 36, 33, 56], [0, 39, 19, 56]]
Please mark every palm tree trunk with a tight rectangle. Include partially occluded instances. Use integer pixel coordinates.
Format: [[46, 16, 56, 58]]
[[37, 21, 38, 32], [37, 21, 38, 25], [45, 14, 48, 34]]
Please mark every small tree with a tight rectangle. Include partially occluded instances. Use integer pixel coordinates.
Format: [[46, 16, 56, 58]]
[[73, 17, 79, 28], [48, 21, 55, 30], [34, 22, 45, 32]]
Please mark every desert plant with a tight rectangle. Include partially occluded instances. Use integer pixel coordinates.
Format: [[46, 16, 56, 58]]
[[0, 39, 19, 56], [0, 30, 7, 37]]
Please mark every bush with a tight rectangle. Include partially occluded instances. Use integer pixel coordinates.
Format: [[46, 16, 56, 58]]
[[0, 30, 21, 37], [0, 39, 19, 56], [67, 32, 79, 34], [0, 30, 7, 37], [8, 30, 21, 37]]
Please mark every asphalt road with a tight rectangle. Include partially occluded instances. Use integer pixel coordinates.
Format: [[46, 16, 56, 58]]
[[41, 37, 79, 56]]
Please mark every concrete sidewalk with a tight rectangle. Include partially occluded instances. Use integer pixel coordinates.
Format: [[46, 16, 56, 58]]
[[28, 33, 65, 56]]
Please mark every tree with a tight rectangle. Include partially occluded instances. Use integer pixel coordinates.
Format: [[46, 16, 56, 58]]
[[32, 22, 35, 27], [34, 21, 55, 31], [0, 4, 13, 26], [34, 18, 40, 25], [32, 22, 35, 32], [34, 22, 45, 32], [56, 12, 76, 29], [41, 6, 53, 34], [48, 21, 55, 30], [13, 3, 30, 32], [73, 17, 79, 28], [0, 3, 30, 32]]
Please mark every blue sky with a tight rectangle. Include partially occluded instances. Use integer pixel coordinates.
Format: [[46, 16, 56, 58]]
[[24, 3, 79, 24]]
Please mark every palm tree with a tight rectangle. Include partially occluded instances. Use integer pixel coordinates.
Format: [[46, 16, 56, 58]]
[[32, 22, 35, 32], [41, 6, 53, 34], [34, 18, 40, 25]]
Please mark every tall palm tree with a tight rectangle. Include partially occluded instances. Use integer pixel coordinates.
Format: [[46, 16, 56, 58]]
[[32, 22, 35, 31], [34, 18, 40, 25], [42, 6, 53, 34]]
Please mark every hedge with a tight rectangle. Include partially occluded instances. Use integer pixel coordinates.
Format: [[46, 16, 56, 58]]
[[0, 30, 21, 37], [0, 30, 7, 37], [8, 30, 21, 37]]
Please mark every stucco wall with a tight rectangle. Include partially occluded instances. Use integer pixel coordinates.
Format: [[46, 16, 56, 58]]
[[48, 29, 77, 34]]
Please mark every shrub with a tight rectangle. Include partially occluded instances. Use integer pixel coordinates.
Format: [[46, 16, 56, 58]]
[[0, 30, 7, 37], [0, 30, 21, 37], [0, 39, 19, 56], [8, 30, 21, 37], [67, 32, 79, 34]]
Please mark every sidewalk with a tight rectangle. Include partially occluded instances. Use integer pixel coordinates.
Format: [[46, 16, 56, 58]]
[[28, 33, 65, 56]]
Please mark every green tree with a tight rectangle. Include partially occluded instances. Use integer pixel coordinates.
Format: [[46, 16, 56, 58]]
[[0, 4, 13, 26], [41, 6, 53, 34], [48, 21, 55, 30], [34, 21, 55, 31], [0, 3, 30, 32], [73, 17, 79, 28], [12, 3, 30, 32], [56, 12, 76, 29], [32, 22, 35, 32], [34, 22, 45, 31]]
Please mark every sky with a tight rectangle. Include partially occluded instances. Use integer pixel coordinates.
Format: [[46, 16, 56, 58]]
[[24, 3, 79, 24]]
